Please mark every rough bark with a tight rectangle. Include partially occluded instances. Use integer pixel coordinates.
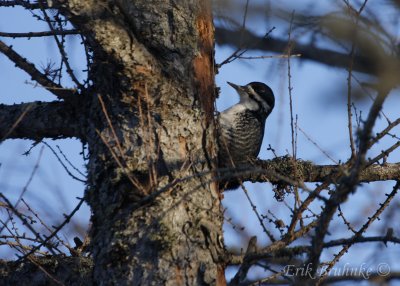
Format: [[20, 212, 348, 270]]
[[42, 0, 225, 285], [0, 100, 83, 141], [0, 256, 93, 286]]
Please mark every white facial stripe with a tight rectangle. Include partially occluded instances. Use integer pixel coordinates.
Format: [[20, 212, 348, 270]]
[[248, 87, 271, 111]]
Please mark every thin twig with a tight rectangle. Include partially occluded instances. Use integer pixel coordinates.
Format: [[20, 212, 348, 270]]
[[0, 29, 78, 38], [15, 146, 44, 207], [17, 197, 85, 262], [38, 2, 82, 89], [43, 142, 86, 182], [0, 193, 57, 255], [238, 182, 276, 242], [307, 85, 390, 283], [317, 180, 399, 285], [238, 53, 301, 60], [286, 11, 296, 158], [56, 145, 86, 177], [369, 117, 400, 147], [0, 40, 74, 99], [217, 24, 276, 68], [217, 0, 251, 67], [346, 42, 357, 159], [366, 140, 400, 166], [298, 126, 338, 164]]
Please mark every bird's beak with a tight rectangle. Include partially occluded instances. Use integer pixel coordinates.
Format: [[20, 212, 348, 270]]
[[227, 82, 241, 91]]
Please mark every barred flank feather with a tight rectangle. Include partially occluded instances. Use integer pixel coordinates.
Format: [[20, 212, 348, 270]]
[[218, 110, 264, 166]]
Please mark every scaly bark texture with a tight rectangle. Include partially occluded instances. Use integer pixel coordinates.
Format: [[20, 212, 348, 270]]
[[0, 100, 83, 140], [48, 0, 224, 285], [0, 256, 93, 285]]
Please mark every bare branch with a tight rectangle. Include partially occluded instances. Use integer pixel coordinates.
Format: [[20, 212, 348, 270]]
[[0, 29, 79, 38], [38, 4, 83, 89], [369, 117, 400, 147], [228, 234, 400, 266], [215, 27, 375, 74], [0, 100, 83, 141], [232, 158, 400, 185], [42, 142, 86, 183], [16, 198, 85, 262], [305, 86, 391, 282], [316, 181, 398, 283], [0, 193, 57, 255], [229, 236, 257, 286], [0, 1, 43, 9], [323, 233, 400, 248], [229, 220, 318, 265], [0, 40, 75, 99]]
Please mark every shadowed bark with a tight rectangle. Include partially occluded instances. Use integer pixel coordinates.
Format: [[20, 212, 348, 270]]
[[1, 1, 400, 285], [0, 100, 83, 141], [47, 0, 223, 285]]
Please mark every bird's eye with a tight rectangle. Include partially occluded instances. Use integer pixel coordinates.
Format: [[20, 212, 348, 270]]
[[252, 86, 263, 94]]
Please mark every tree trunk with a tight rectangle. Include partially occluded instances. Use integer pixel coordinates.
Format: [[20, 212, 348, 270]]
[[48, 0, 224, 285]]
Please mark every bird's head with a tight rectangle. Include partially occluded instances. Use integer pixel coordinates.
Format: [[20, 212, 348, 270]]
[[227, 81, 275, 115]]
